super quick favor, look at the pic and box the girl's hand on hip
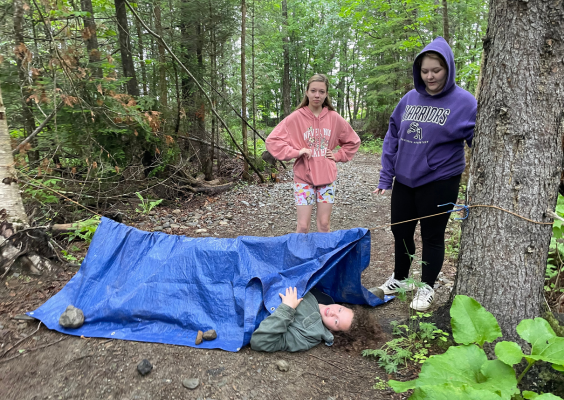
[299,148,312,159]
[325,151,336,161]
[279,287,303,309]
[373,188,386,195]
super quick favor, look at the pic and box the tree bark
[281,0,291,118]
[251,0,256,160]
[205,0,216,181]
[80,0,102,78]
[14,0,39,164]
[441,0,450,45]
[0,87,29,225]
[114,0,139,96]
[134,14,148,95]
[454,0,564,341]
[154,3,167,106]
[241,0,249,178]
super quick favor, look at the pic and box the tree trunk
[205,0,216,181]
[281,0,291,118]
[14,0,39,164]
[0,87,28,225]
[134,14,148,95]
[154,3,167,107]
[441,0,450,45]
[80,0,102,78]
[241,0,249,178]
[251,0,256,160]
[114,0,139,96]
[453,0,564,341]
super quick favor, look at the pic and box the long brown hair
[296,74,335,111]
[332,305,383,352]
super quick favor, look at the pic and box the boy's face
[319,304,353,332]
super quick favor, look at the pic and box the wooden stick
[0,322,42,358]
[0,336,66,364]
[12,102,64,155]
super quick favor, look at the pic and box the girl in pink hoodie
[265,74,360,233]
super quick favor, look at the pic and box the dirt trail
[0,153,457,400]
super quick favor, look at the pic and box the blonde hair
[419,51,448,70]
[296,74,335,111]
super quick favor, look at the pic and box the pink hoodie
[266,107,360,186]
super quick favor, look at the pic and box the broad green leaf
[414,345,518,399]
[524,393,564,400]
[410,383,504,400]
[552,364,564,372]
[389,379,416,393]
[517,318,564,365]
[495,341,524,365]
[451,295,502,346]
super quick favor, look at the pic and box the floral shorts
[294,182,336,206]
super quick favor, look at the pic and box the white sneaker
[409,285,435,311]
[379,274,417,295]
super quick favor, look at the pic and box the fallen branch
[0,336,67,364]
[125,0,265,183]
[12,101,64,155]
[178,182,236,194]
[0,322,42,358]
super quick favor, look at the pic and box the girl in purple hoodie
[374,37,477,311]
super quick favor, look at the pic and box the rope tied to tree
[367,203,554,232]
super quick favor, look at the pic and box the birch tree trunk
[0,87,28,225]
[454,0,564,341]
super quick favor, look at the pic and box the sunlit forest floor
[0,153,458,400]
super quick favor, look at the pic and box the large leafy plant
[389,295,564,399]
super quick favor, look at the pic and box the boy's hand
[279,287,303,309]
[373,188,386,195]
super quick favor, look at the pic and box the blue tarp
[30,217,389,352]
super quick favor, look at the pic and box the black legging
[390,175,461,286]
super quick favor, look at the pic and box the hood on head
[413,37,456,97]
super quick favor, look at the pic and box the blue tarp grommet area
[29,217,389,352]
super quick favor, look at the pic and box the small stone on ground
[137,359,153,376]
[202,329,217,341]
[276,360,290,372]
[195,330,203,345]
[182,378,200,389]
[58,305,84,328]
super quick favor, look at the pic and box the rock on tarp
[29,218,389,352]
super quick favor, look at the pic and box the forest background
[0,0,487,223]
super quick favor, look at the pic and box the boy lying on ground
[250,287,382,352]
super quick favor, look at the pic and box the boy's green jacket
[250,292,334,352]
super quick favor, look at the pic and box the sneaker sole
[409,303,432,312]
[381,286,417,295]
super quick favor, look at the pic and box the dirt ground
[0,153,459,400]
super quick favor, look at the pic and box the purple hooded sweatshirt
[377,37,477,190]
